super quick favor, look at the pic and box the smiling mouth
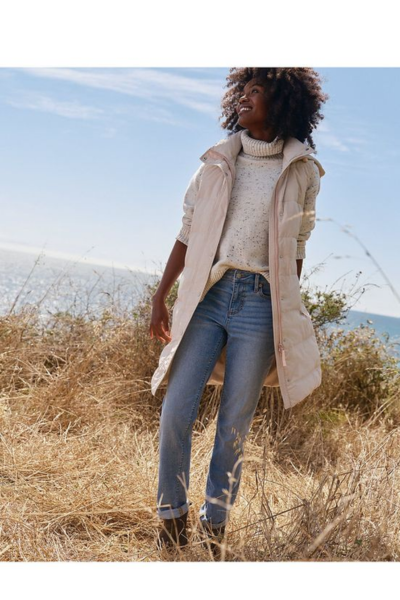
[238,106,252,115]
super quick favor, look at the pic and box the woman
[149,67,328,555]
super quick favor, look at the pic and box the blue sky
[0,67,399,317]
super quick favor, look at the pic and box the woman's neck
[245,126,277,142]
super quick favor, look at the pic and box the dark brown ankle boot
[157,511,189,550]
[199,520,226,560]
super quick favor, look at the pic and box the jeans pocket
[257,278,271,299]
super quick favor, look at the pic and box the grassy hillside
[0,275,399,562]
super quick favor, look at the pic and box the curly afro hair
[219,67,329,151]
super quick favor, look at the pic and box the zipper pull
[279,343,287,367]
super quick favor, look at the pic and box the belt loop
[254,273,259,292]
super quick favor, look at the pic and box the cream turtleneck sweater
[176,128,321,303]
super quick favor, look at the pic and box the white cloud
[316,119,351,152]
[114,103,195,126]
[6,93,104,120]
[21,67,223,115]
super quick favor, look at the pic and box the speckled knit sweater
[176,128,321,303]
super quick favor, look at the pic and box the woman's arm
[174,162,205,245]
[150,163,204,342]
[296,161,321,277]
[150,240,187,343]
[152,240,187,303]
[153,162,204,301]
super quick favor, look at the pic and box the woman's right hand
[149,295,172,343]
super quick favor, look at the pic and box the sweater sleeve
[296,161,321,260]
[175,163,205,246]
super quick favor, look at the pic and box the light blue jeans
[156,268,275,530]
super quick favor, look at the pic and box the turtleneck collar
[240,128,284,158]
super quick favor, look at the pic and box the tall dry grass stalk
[0,257,399,561]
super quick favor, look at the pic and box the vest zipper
[272,153,312,377]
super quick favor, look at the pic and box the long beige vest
[151,131,326,409]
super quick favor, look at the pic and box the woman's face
[236,79,271,129]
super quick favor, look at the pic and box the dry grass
[0,267,399,562]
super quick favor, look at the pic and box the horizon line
[0,240,163,276]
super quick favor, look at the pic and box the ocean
[325,309,400,366]
[0,248,158,318]
[1,248,399,364]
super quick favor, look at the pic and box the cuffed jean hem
[157,500,191,520]
[199,516,229,530]
[199,502,229,529]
